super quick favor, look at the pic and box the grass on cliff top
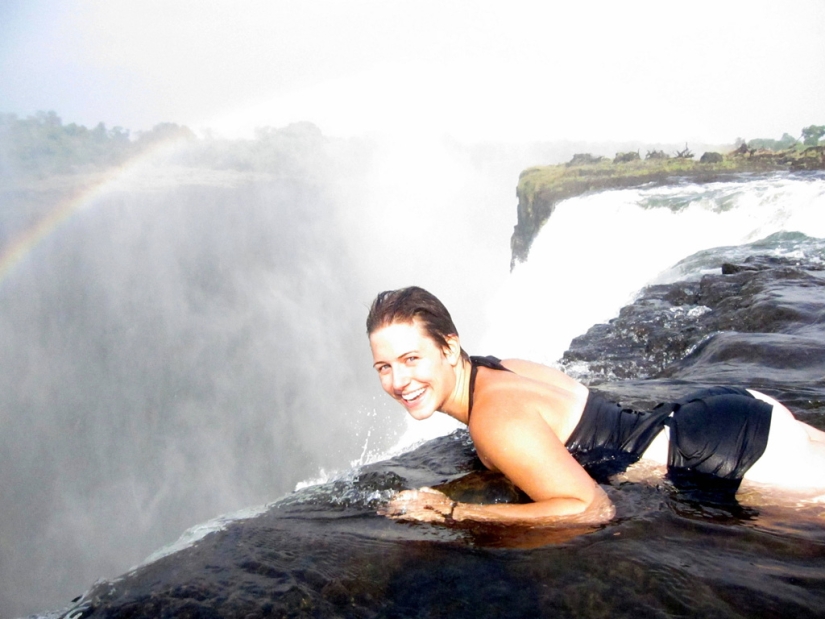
[517,156,745,205]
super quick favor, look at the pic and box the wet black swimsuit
[467,357,773,493]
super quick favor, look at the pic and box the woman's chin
[411,411,436,421]
[405,403,436,421]
[396,389,435,420]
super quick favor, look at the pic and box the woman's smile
[400,386,426,404]
[369,319,459,420]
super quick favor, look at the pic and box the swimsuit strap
[467,355,511,420]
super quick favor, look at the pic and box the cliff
[511,146,825,268]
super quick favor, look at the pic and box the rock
[54,253,825,619]
[563,255,825,394]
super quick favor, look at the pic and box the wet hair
[366,286,468,359]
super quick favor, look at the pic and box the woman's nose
[392,366,410,391]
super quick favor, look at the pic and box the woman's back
[470,358,590,446]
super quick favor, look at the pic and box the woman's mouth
[400,387,426,405]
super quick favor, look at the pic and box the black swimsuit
[467,356,773,493]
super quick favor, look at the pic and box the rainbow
[0,136,192,287]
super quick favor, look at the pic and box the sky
[1,0,823,143]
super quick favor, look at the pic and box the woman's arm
[382,394,615,526]
[381,484,614,526]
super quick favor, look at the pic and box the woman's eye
[405,356,418,364]
[376,364,390,373]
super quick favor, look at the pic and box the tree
[801,125,825,146]
[777,133,798,150]
[135,122,196,145]
[0,111,135,174]
[747,133,798,151]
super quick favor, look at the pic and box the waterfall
[482,173,825,365]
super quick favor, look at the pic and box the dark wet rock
[563,254,825,420]
[60,451,825,619]
[58,433,534,619]
[436,469,530,504]
[57,252,825,619]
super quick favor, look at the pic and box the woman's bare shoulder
[499,358,588,395]
[470,361,588,443]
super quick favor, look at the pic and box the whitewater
[486,172,825,363]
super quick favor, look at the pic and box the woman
[367,286,825,525]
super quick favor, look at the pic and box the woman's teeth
[402,387,425,402]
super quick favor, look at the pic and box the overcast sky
[1,0,823,143]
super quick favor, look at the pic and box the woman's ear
[444,335,462,366]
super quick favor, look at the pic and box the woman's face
[369,319,458,420]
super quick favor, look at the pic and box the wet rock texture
[564,255,825,418]
[59,255,825,619]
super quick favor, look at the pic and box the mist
[0,114,631,616]
[0,127,377,613]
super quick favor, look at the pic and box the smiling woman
[367,287,469,421]
[366,286,613,525]
[366,286,825,527]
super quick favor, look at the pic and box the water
[0,132,557,617]
[60,429,825,618]
[483,172,825,364]
[4,149,825,616]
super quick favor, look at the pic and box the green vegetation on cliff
[511,141,825,268]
